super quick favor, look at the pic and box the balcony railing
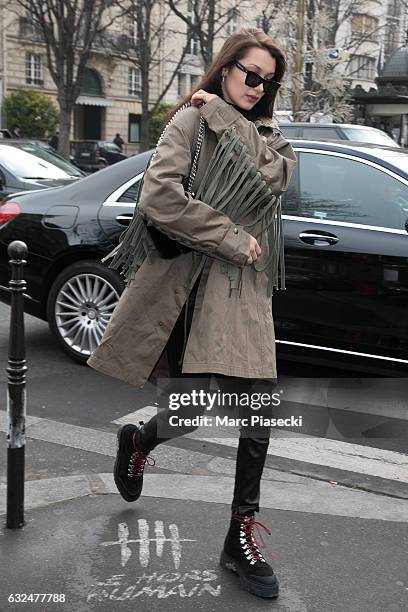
[92,32,139,55]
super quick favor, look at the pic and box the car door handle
[116,214,133,226]
[298,231,339,245]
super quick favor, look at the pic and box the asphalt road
[1,302,408,612]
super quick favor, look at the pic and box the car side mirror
[405,218,408,233]
[0,177,4,192]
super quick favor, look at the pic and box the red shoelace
[127,431,155,478]
[231,513,277,561]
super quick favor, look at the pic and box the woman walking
[88,27,297,599]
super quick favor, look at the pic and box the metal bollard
[6,240,28,529]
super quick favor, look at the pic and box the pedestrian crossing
[1,405,407,521]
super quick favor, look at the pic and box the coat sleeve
[138,115,252,268]
[200,97,297,193]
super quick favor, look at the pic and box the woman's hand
[246,236,261,265]
[191,90,219,107]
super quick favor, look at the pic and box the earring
[222,71,226,83]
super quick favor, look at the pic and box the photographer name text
[168,415,303,428]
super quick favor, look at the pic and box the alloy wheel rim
[54,273,119,356]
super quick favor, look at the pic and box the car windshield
[12,143,83,177]
[342,128,397,146]
[0,145,77,179]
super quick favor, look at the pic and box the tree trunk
[305,0,314,92]
[140,107,151,151]
[205,0,215,68]
[292,0,305,120]
[58,106,72,160]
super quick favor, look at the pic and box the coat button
[158,321,164,326]
[234,228,238,234]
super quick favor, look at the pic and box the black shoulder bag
[144,105,206,259]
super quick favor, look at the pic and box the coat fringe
[103,125,285,299]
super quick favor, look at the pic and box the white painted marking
[112,405,157,426]
[87,569,221,601]
[203,436,408,484]
[100,520,196,570]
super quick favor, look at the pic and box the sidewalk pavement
[1,443,408,612]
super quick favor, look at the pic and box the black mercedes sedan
[0,140,407,376]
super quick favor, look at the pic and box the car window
[12,143,83,177]
[282,164,300,215]
[0,144,74,179]
[298,152,408,229]
[301,127,340,139]
[103,143,120,152]
[117,179,141,203]
[279,126,298,137]
[73,142,97,154]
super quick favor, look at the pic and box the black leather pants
[140,274,276,515]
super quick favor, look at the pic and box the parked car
[278,122,399,147]
[1,140,85,180]
[0,141,407,375]
[0,129,13,138]
[0,143,84,200]
[71,140,127,172]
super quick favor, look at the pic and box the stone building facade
[0,0,407,153]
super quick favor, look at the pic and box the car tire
[46,260,124,364]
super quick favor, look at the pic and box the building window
[178,73,187,97]
[128,67,141,95]
[130,17,138,45]
[387,0,400,18]
[385,18,400,56]
[191,74,201,89]
[20,16,44,41]
[255,15,264,30]
[80,68,103,96]
[349,55,376,80]
[351,14,378,41]
[226,8,238,36]
[187,0,199,55]
[188,35,199,56]
[128,113,141,142]
[26,53,43,85]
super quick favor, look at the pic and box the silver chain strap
[151,101,205,196]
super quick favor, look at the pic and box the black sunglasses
[234,61,281,95]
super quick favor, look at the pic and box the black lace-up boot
[220,513,279,598]
[113,422,155,502]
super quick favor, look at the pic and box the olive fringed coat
[87,97,297,388]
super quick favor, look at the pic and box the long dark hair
[168,28,287,122]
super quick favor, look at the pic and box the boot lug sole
[220,550,279,599]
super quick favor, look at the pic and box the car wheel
[46,260,124,364]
